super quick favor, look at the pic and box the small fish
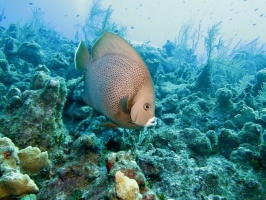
[0,8,4,22]
[75,32,156,129]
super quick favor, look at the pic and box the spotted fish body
[75,32,156,129]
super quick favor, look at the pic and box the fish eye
[143,103,150,111]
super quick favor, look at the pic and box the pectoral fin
[119,96,130,114]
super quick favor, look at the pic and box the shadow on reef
[0,16,266,200]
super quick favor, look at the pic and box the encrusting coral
[18,146,50,175]
[1,69,70,155]
[0,137,50,199]
[0,172,39,199]
[0,137,20,173]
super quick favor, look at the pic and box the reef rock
[253,68,266,94]
[237,122,262,146]
[17,41,45,66]
[0,71,70,153]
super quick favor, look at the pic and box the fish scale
[88,55,147,128]
[75,32,156,129]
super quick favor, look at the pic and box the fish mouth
[129,109,157,127]
[145,117,157,127]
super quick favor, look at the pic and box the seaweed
[172,24,200,67]
[236,75,254,96]
[198,22,266,94]
[17,8,48,42]
[76,0,127,44]
[204,21,224,63]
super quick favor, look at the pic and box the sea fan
[76,0,127,44]
[236,75,254,95]
[257,83,266,103]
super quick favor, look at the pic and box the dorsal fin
[75,41,90,70]
[92,32,145,66]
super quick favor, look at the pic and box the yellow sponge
[18,146,50,175]
[0,172,39,199]
[115,170,142,200]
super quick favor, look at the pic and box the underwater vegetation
[0,1,266,199]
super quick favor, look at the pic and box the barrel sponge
[115,170,142,200]
[18,146,50,175]
[0,172,39,199]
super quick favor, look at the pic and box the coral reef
[0,8,266,199]
[0,69,70,154]
[17,41,45,66]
